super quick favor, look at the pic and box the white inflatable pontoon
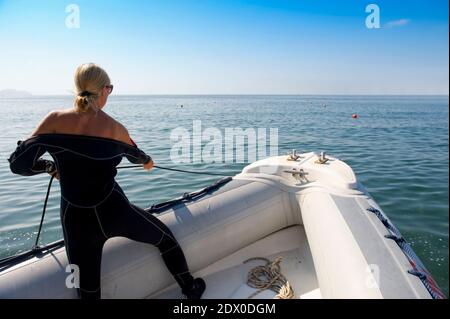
[0,151,445,299]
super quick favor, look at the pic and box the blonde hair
[74,63,111,112]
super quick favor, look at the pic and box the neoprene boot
[182,278,206,299]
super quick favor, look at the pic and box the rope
[31,164,227,253]
[118,164,228,176]
[366,206,447,299]
[244,257,295,299]
[1,164,230,270]
[32,174,55,250]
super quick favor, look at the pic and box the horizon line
[1,93,449,97]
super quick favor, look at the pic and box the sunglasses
[105,84,114,94]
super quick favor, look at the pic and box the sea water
[0,95,448,295]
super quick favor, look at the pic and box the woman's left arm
[116,123,154,170]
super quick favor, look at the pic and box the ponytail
[73,63,110,113]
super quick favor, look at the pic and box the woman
[8,63,206,299]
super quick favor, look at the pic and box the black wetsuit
[8,133,194,299]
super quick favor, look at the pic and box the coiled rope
[244,256,295,299]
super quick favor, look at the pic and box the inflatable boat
[0,151,446,299]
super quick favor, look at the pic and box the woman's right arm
[8,137,54,176]
[9,111,60,176]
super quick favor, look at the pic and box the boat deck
[148,225,321,299]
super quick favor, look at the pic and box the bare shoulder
[109,117,133,146]
[30,109,65,136]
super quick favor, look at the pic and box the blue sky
[0,0,448,95]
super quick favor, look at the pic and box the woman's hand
[45,161,60,180]
[143,159,154,171]
[49,170,60,180]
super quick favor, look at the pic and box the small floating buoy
[352,114,358,119]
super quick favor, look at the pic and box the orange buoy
[352,114,358,119]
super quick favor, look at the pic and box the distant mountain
[0,89,33,98]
